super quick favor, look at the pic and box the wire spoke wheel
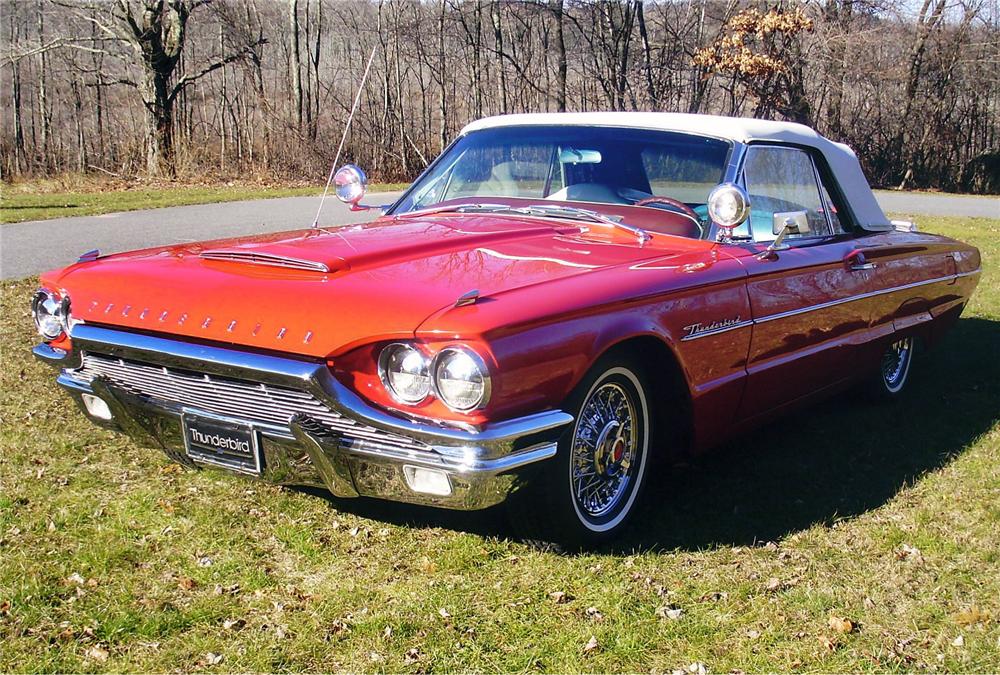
[881,337,913,393]
[569,372,646,529]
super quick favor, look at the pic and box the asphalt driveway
[2,189,996,280]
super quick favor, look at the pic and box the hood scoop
[200,248,332,273]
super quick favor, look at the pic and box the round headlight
[434,347,491,412]
[378,343,432,404]
[707,183,751,230]
[31,288,68,340]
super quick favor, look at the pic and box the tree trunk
[438,0,448,152]
[142,69,175,176]
[551,0,567,112]
[289,0,303,129]
[636,0,657,108]
[36,0,51,167]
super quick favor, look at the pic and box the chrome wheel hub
[571,383,637,519]
[882,337,912,389]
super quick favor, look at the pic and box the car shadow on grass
[299,317,1000,554]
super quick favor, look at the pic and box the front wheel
[507,359,652,549]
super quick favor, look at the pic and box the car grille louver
[71,353,433,456]
[200,249,331,273]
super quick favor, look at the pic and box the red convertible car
[32,113,980,547]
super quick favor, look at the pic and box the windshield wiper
[397,203,652,245]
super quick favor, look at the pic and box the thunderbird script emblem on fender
[682,316,744,340]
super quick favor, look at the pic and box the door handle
[846,250,876,272]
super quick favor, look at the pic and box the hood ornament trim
[200,249,331,273]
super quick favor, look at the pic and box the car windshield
[389,125,731,237]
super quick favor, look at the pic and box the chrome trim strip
[676,269,980,340]
[33,343,72,364]
[753,273,960,325]
[200,249,331,273]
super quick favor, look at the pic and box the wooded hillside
[3,0,998,193]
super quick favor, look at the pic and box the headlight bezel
[376,342,493,413]
[377,342,433,405]
[31,288,70,340]
[432,346,492,412]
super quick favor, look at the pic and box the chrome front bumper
[34,325,573,510]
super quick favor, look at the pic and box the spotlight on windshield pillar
[334,164,368,208]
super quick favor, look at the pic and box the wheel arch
[587,332,694,459]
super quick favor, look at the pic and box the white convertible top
[461,112,891,232]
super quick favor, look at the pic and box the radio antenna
[312,43,378,229]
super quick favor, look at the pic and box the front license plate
[182,414,262,475]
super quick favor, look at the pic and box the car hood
[46,214,713,358]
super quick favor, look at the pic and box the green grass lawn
[1,215,998,672]
[0,183,409,224]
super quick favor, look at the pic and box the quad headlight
[31,288,69,340]
[378,343,432,404]
[433,347,491,412]
[377,343,491,412]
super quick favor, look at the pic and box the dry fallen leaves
[200,652,223,666]
[896,543,924,563]
[222,618,245,631]
[403,647,421,664]
[955,606,991,626]
[656,605,684,620]
[583,635,600,654]
[765,577,788,593]
[952,635,965,647]
[585,606,604,621]
[548,591,571,604]
[177,577,197,591]
[85,646,109,663]
[828,615,856,634]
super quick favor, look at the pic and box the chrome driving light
[434,347,491,412]
[378,343,432,404]
[31,288,68,339]
[707,183,751,231]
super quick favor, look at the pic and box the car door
[735,144,875,422]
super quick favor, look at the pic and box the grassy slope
[1,215,997,672]
[0,183,408,224]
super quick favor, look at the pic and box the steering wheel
[633,196,700,221]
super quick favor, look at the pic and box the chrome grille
[72,352,432,454]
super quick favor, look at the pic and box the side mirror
[758,211,808,260]
[771,210,809,236]
[334,164,369,210]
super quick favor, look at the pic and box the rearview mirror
[559,148,602,165]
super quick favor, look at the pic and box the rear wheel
[865,336,915,399]
[507,359,652,549]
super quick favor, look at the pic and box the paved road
[873,190,999,218]
[1,192,404,280]
[2,189,996,280]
